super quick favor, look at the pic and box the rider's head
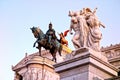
[49,22,53,30]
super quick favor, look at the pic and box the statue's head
[30,27,40,38]
[85,8,92,13]
[49,22,53,30]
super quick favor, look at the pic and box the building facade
[12,44,120,80]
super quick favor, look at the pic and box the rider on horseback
[46,22,57,48]
[31,25,62,62]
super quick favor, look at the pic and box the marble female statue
[69,10,89,49]
[85,8,105,51]
[69,11,81,49]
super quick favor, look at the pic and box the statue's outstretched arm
[100,22,105,28]
[93,7,98,14]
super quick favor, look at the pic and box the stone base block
[54,47,119,80]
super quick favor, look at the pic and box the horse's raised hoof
[36,47,39,49]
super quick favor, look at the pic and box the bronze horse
[30,27,62,62]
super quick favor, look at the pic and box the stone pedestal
[54,47,119,80]
[12,56,59,80]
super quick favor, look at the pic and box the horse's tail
[55,40,62,56]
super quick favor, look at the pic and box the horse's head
[30,27,40,38]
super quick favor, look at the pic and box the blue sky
[0,0,120,80]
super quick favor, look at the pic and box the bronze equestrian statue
[30,26,62,62]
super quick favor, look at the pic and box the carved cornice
[100,43,120,63]
[108,56,120,63]
[101,43,120,52]
[12,51,55,71]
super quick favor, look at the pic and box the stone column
[54,47,119,80]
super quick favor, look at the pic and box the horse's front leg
[33,39,39,47]
[33,42,36,47]
[33,40,38,47]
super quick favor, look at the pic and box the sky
[0,0,120,80]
